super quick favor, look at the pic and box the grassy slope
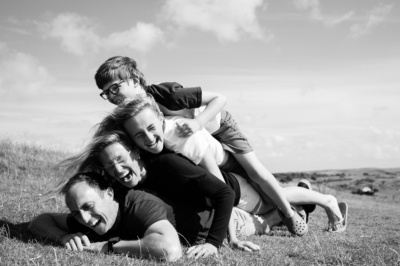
[1,138,400,265]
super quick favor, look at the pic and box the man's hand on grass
[186,243,218,259]
[82,241,108,253]
[61,233,90,251]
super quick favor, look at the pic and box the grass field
[1,137,400,265]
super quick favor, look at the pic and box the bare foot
[323,195,343,231]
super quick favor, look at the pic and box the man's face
[101,79,144,106]
[99,143,146,188]
[123,108,164,154]
[65,182,118,235]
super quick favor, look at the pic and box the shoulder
[145,82,202,110]
[124,189,165,207]
[145,82,184,93]
[148,151,190,166]
[122,189,175,228]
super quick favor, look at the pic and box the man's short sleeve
[122,191,174,238]
[145,82,202,110]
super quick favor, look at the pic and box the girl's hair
[93,94,163,139]
[51,130,135,195]
[49,94,161,197]
[94,56,147,90]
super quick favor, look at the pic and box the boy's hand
[176,119,201,138]
[230,239,260,252]
[61,232,90,251]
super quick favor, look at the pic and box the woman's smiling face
[99,142,145,188]
[123,107,165,154]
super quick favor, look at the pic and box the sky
[0,0,399,172]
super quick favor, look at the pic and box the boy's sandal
[278,206,308,236]
[328,202,348,233]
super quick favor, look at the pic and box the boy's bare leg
[233,152,295,218]
[282,186,344,227]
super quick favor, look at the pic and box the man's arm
[83,220,182,262]
[28,213,91,250]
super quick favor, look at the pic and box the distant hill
[275,168,400,199]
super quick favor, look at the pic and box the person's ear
[106,187,114,200]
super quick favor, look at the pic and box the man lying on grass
[29,172,222,261]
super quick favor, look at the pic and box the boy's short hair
[61,172,110,195]
[95,56,147,90]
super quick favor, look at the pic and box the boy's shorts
[234,173,275,215]
[212,110,253,154]
[232,207,278,237]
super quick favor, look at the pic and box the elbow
[28,213,48,233]
[146,234,182,261]
[163,244,182,262]
[219,94,228,106]
[162,237,182,262]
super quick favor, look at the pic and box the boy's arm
[83,220,182,262]
[228,211,260,252]
[28,213,91,250]
[177,91,226,137]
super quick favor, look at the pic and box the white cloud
[161,0,271,42]
[324,11,354,28]
[293,0,322,19]
[292,0,353,27]
[37,13,164,56]
[106,22,164,52]
[349,4,393,39]
[0,43,53,98]
[38,12,101,56]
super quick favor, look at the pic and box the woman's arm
[152,154,235,249]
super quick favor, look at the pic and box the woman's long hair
[49,130,135,196]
